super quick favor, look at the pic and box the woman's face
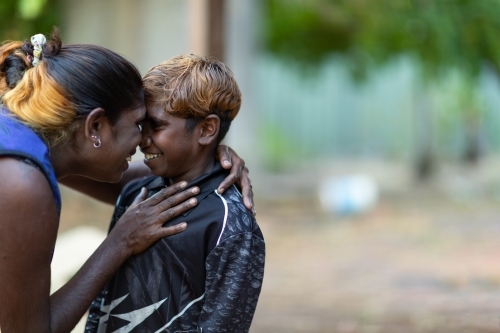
[98,103,146,182]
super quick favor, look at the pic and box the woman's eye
[137,122,143,132]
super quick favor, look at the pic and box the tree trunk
[413,83,435,180]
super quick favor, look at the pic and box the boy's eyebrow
[147,114,166,123]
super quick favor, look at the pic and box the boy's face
[140,102,202,181]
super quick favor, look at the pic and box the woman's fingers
[216,145,233,169]
[147,181,188,204]
[218,173,238,195]
[217,147,245,194]
[157,197,198,223]
[214,146,255,214]
[160,222,188,237]
[145,183,199,224]
[152,186,199,212]
[114,185,198,255]
[238,167,256,214]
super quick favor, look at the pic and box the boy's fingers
[160,222,188,237]
[157,198,198,222]
[131,187,148,206]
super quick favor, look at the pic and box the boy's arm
[198,233,265,333]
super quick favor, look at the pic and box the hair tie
[30,33,46,66]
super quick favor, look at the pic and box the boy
[85,55,265,333]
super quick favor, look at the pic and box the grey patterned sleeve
[198,232,265,333]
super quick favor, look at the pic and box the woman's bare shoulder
[0,156,58,228]
[0,157,59,332]
[0,156,53,204]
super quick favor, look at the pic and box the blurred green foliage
[259,122,306,171]
[0,0,60,42]
[264,0,500,81]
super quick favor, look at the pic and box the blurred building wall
[61,0,262,169]
[257,55,500,167]
[62,0,188,74]
[60,0,500,171]
[224,0,260,170]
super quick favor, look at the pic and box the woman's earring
[92,135,101,148]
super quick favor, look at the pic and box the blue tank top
[0,106,61,214]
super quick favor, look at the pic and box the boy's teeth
[126,156,132,162]
[145,153,162,160]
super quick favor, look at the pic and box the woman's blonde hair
[0,28,144,147]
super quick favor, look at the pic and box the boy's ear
[198,114,220,146]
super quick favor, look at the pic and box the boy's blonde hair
[143,54,241,143]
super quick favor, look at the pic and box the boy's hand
[215,145,256,216]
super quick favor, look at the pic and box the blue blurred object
[319,175,379,215]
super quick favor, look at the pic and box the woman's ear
[198,114,220,146]
[84,107,106,146]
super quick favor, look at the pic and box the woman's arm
[0,158,198,333]
[58,161,152,205]
[0,159,57,332]
[59,146,255,212]
[215,145,254,212]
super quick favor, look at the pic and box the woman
[0,29,253,333]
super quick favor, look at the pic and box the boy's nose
[140,127,152,148]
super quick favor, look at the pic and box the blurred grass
[59,186,114,233]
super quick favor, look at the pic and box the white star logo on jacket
[97,295,167,333]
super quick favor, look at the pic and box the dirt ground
[58,159,500,333]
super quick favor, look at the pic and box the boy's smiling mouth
[144,153,163,160]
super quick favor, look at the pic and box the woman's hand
[49,181,200,333]
[215,145,255,215]
[110,181,199,256]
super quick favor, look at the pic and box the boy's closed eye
[144,118,164,130]
[151,120,162,129]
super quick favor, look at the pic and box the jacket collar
[146,161,228,216]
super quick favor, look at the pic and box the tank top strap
[0,106,61,214]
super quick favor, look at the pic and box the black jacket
[85,163,265,333]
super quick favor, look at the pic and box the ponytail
[0,27,143,147]
[0,29,76,146]
[0,41,30,93]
